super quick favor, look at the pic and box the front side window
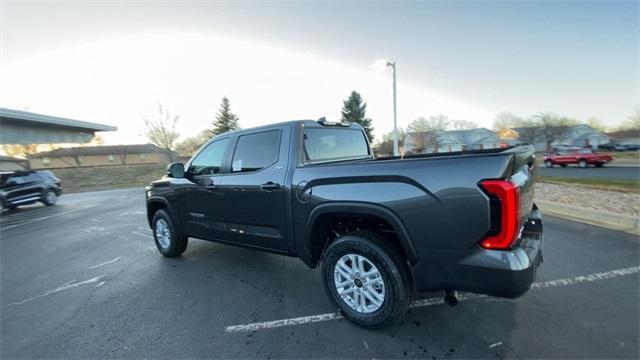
[303,128,370,163]
[231,130,280,173]
[188,138,230,176]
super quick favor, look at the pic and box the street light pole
[387,61,399,156]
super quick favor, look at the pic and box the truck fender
[146,197,181,232]
[306,202,419,265]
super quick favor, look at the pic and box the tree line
[374,108,640,155]
[145,91,378,157]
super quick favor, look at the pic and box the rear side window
[231,130,280,173]
[189,138,229,175]
[303,128,370,163]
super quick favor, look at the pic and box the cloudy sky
[1,0,637,144]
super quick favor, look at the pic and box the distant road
[538,164,639,181]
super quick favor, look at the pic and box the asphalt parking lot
[538,164,640,180]
[1,188,638,359]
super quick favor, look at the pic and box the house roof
[0,108,117,132]
[29,144,167,158]
[0,107,117,145]
[606,129,640,139]
[572,132,610,142]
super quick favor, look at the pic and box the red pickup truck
[544,147,613,168]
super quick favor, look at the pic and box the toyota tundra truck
[145,119,543,328]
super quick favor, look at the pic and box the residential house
[512,124,610,152]
[29,144,174,169]
[448,128,501,150]
[403,130,464,154]
[0,155,29,171]
[606,129,640,145]
[403,128,501,154]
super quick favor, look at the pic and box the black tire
[579,159,588,168]
[545,160,553,168]
[152,209,188,257]
[41,189,58,206]
[321,231,411,329]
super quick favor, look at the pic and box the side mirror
[166,162,185,178]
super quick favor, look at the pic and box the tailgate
[503,145,536,223]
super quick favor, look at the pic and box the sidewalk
[535,182,640,235]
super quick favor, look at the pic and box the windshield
[303,128,370,163]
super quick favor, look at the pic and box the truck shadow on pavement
[143,239,520,359]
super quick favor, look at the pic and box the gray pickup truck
[146,119,543,328]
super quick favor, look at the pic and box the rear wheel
[579,159,588,168]
[545,160,553,168]
[321,231,410,329]
[152,209,188,257]
[42,190,58,206]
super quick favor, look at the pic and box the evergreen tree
[211,96,240,136]
[341,91,374,141]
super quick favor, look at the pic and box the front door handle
[260,182,280,191]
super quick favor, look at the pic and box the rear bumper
[411,206,543,298]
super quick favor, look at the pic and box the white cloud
[0,32,496,144]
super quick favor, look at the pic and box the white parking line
[131,230,153,239]
[89,257,122,269]
[1,275,106,308]
[224,265,640,334]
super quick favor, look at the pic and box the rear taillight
[479,180,520,250]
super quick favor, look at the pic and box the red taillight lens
[479,180,520,250]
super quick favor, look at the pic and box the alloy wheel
[155,218,171,249]
[334,253,385,313]
[46,191,57,204]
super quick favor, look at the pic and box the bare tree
[450,119,478,130]
[586,117,608,132]
[372,128,406,157]
[176,130,212,157]
[535,113,570,152]
[620,107,640,130]
[513,117,540,145]
[115,145,129,165]
[406,115,450,153]
[144,103,180,161]
[493,112,521,132]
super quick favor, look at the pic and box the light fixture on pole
[372,59,399,156]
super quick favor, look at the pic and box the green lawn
[539,176,640,193]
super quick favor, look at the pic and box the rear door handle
[260,182,280,191]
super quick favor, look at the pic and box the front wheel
[579,160,588,168]
[545,160,553,168]
[152,209,188,257]
[42,190,58,206]
[321,232,410,329]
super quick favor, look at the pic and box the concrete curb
[536,200,640,236]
